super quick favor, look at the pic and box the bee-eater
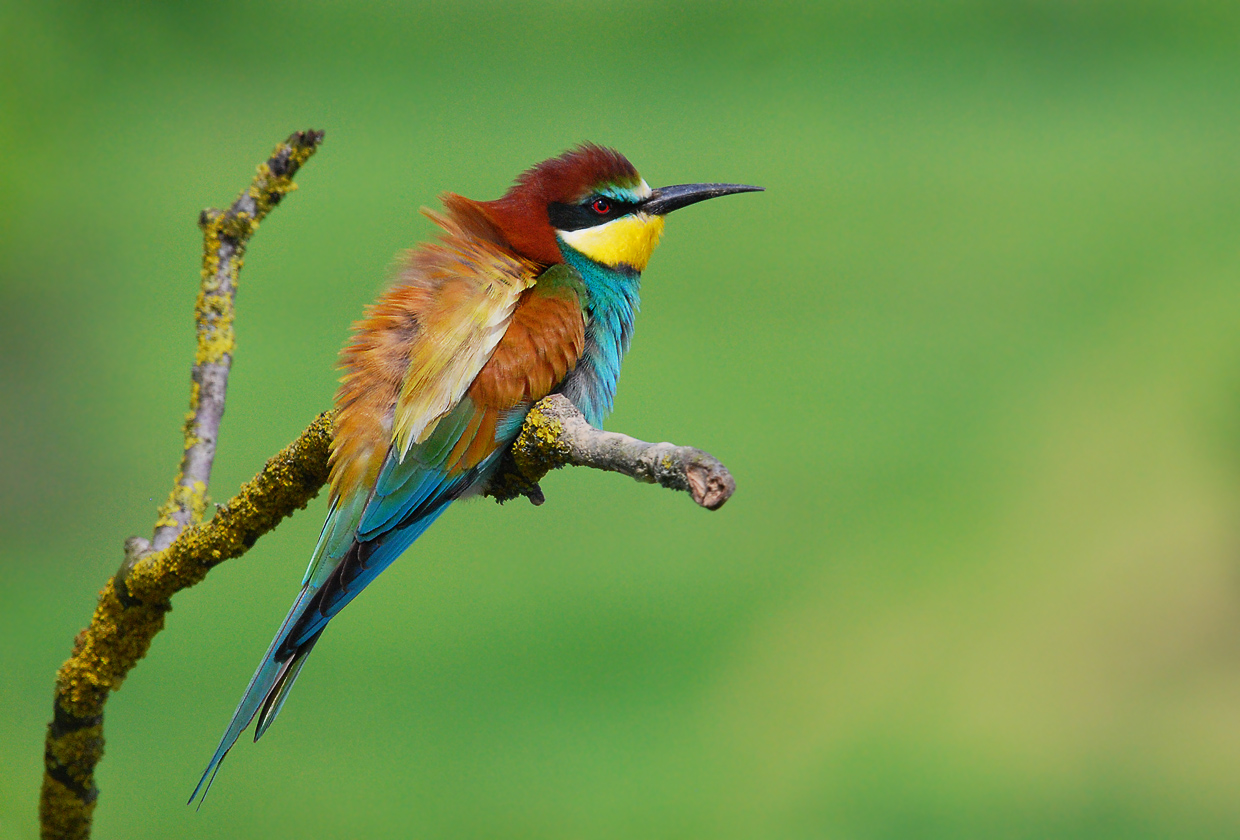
[191,144,760,802]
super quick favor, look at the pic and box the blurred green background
[4,1,1240,837]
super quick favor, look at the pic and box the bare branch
[39,130,324,840]
[150,129,325,552]
[485,394,736,510]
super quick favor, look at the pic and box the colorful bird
[191,144,760,802]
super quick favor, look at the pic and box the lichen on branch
[150,129,325,552]
[40,129,326,840]
[485,394,736,510]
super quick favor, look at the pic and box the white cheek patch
[598,179,653,203]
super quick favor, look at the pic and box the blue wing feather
[188,584,317,805]
[359,469,449,541]
[191,251,591,803]
[190,397,518,805]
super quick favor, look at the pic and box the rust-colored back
[332,181,591,494]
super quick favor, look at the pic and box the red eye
[591,198,611,215]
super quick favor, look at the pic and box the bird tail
[255,629,322,740]
[188,588,318,807]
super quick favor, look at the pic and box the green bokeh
[4,1,1240,837]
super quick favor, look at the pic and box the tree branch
[149,129,325,551]
[39,129,325,840]
[38,130,734,840]
[484,394,735,510]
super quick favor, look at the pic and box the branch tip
[484,394,735,511]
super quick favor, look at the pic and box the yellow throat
[556,213,666,272]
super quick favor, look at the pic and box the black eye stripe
[548,196,640,231]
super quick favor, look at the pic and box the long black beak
[641,182,763,216]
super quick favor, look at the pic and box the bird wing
[328,201,539,504]
[192,209,586,804]
[290,259,587,641]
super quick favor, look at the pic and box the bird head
[471,144,761,272]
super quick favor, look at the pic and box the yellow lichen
[512,404,566,476]
[484,399,575,503]
[39,775,96,840]
[127,412,333,604]
[46,725,104,781]
[152,488,182,530]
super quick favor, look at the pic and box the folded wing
[191,200,563,804]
